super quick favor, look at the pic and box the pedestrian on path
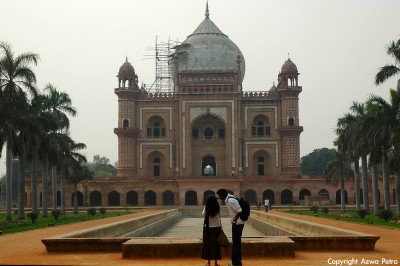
[264,198,270,212]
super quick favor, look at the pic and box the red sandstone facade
[99,7,355,207]
[23,5,383,209]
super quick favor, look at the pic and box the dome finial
[205,1,209,18]
[125,56,128,62]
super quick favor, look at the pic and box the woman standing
[201,195,222,266]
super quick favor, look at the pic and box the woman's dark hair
[205,195,220,217]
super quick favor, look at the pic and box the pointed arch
[90,191,102,206]
[281,189,293,204]
[263,189,275,205]
[252,149,270,176]
[299,188,311,200]
[108,191,120,206]
[162,190,175,205]
[147,150,166,176]
[244,189,257,205]
[145,190,156,205]
[146,115,166,138]
[185,190,197,205]
[126,190,138,206]
[252,114,271,137]
[71,191,83,206]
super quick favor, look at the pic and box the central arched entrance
[202,155,216,176]
[190,113,226,176]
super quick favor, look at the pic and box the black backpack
[229,196,251,221]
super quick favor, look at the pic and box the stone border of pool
[41,209,379,258]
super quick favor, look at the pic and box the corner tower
[277,58,303,176]
[114,58,140,177]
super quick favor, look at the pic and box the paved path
[0,209,399,265]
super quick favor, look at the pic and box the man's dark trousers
[231,223,244,266]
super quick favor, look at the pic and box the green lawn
[0,209,137,235]
[283,209,400,229]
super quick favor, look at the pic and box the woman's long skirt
[201,226,222,260]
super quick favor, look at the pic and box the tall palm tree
[42,83,76,214]
[368,149,382,215]
[15,101,43,219]
[346,102,371,212]
[43,83,76,128]
[27,94,55,214]
[59,138,86,215]
[366,89,400,211]
[64,141,90,214]
[390,141,400,216]
[0,42,39,221]
[336,103,371,211]
[324,150,354,212]
[375,38,400,91]
[70,164,93,214]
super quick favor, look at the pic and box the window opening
[218,128,225,139]
[257,156,265,175]
[204,127,213,140]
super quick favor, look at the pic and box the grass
[0,209,136,235]
[285,209,400,229]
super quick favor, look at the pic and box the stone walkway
[0,209,399,265]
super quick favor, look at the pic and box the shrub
[51,210,61,220]
[379,209,393,222]
[26,212,38,224]
[87,208,97,216]
[310,205,318,214]
[99,207,107,215]
[357,209,368,219]
[322,207,329,214]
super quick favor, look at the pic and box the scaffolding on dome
[143,36,180,93]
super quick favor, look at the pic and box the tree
[324,150,354,212]
[0,42,39,221]
[366,89,400,212]
[93,155,110,165]
[375,38,400,91]
[60,139,87,215]
[300,148,335,175]
[69,163,93,214]
[87,155,117,177]
[336,102,370,212]
[39,84,77,215]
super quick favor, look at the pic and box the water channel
[159,217,262,237]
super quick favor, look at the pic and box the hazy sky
[1,0,399,176]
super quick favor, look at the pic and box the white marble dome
[174,5,245,81]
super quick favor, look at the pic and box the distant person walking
[201,195,222,266]
[264,198,270,212]
[216,189,244,266]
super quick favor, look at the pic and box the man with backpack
[216,189,245,266]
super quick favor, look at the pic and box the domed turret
[173,3,245,81]
[278,57,300,89]
[269,82,277,92]
[281,58,298,74]
[118,58,137,89]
